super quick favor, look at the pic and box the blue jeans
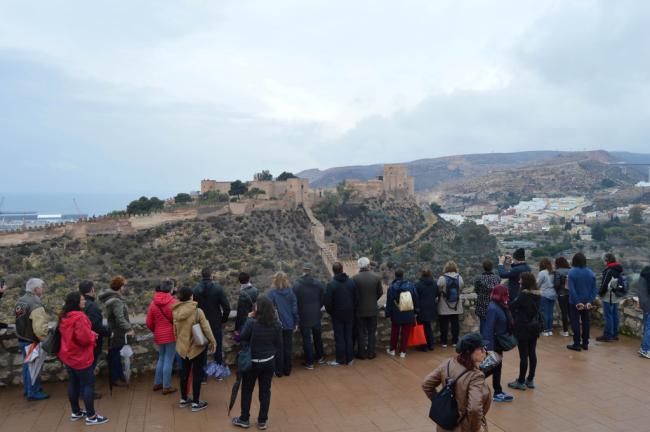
[154,342,176,388]
[66,365,95,417]
[541,297,556,332]
[300,324,324,365]
[569,306,590,347]
[19,341,41,398]
[603,302,620,339]
[332,320,354,364]
[642,312,650,352]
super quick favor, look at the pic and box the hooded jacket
[415,276,438,322]
[482,301,509,351]
[422,357,491,432]
[146,291,178,345]
[353,269,384,318]
[172,300,216,359]
[638,266,650,314]
[292,274,326,327]
[386,278,419,325]
[99,289,131,349]
[437,273,466,316]
[268,287,299,330]
[510,289,542,341]
[58,311,97,370]
[192,279,231,333]
[599,262,624,304]
[324,273,356,323]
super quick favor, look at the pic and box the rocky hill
[433,151,639,211]
[319,198,498,284]
[299,151,648,210]
[0,209,326,322]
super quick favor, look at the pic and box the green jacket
[99,290,132,349]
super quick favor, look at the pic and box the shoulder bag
[192,309,208,347]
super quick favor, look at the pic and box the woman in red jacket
[58,291,108,426]
[146,279,178,394]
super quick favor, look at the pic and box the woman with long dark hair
[422,333,492,431]
[481,284,514,403]
[58,292,108,425]
[232,295,282,430]
[554,257,571,337]
[508,273,541,391]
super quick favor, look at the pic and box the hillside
[298,151,563,190]
[433,151,639,211]
[0,209,326,321]
[319,198,498,284]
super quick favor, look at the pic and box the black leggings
[492,350,503,394]
[517,338,538,383]
[558,295,570,333]
[180,349,207,402]
[439,315,460,345]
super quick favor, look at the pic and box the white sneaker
[441,344,448,348]
[399,352,406,358]
[561,332,570,337]
[640,350,650,359]
[386,349,396,356]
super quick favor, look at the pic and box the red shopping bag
[407,324,427,347]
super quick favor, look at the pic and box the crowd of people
[423,248,650,431]
[6,247,650,430]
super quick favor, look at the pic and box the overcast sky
[1,0,649,194]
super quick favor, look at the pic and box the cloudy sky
[1,0,649,195]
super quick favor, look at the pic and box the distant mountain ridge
[298,150,650,192]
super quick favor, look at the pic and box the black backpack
[429,360,470,430]
[553,272,567,293]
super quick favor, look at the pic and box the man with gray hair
[14,277,50,400]
[352,257,383,359]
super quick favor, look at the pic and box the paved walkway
[0,333,648,432]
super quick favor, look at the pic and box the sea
[0,192,176,217]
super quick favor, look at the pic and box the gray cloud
[1,0,649,194]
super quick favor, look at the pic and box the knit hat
[455,333,489,354]
[513,248,525,261]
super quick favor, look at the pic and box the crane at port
[73,198,83,218]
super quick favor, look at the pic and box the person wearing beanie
[99,275,134,387]
[422,333,492,431]
[352,257,383,359]
[498,248,531,301]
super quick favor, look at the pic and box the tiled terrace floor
[1,332,648,432]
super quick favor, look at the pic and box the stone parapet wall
[0,295,480,387]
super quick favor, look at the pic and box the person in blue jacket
[268,271,299,377]
[385,269,419,358]
[481,284,514,403]
[498,248,531,301]
[566,252,597,352]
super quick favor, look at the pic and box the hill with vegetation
[0,209,325,322]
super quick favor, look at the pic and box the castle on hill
[201,164,415,206]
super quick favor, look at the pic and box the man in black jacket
[292,262,326,369]
[79,280,109,399]
[325,262,356,366]
[193,267,231,366]
[352,257,383,359]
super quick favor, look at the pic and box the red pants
[389,322,414,353]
